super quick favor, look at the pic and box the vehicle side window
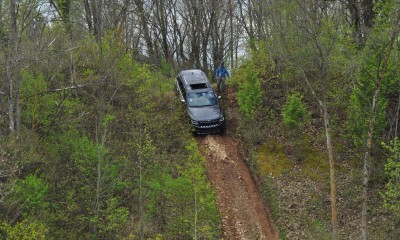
[176,76,186,101]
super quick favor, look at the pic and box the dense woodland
[1,0,400,239]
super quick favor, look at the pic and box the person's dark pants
[217,76,226,93]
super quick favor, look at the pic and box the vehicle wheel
[218,126,225,135]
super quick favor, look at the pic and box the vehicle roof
[179,69,212,90]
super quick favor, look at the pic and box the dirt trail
[197,134,279,239]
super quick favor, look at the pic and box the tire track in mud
[197,134,278,240]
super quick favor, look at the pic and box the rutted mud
[197,134,279,240]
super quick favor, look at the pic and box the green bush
[281,92,310,127]
[14,175,49,215]
[143,140,220,239]
[236,61,263,118]
[1,219,49,240]
[382,138,400,218]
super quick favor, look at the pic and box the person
[215,62,230,93]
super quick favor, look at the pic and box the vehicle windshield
[187,91,217,107]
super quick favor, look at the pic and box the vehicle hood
[188,105,222,121]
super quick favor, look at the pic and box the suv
[175,69,225,134]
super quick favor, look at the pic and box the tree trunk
[362,0,375,28]
[211,3,220,71]
[50,0,72,38]
[134,0,154,59]
[238,0,255,50]
[346,0,363,46]
[201,9,213,72]
[156,1,170,62]
[15,71,21,132]
[94,1,104,235]
[95,113,106,236]
[229,0,234,68]
[7,0,17,133]
[171,3,187,67]
[0,0,3,35]
[304,72,339,240]
[322,102,338,239]
[395,91,400,142]
[95,0,102,46]
[361,93,376,240]
[84,0,93,34]
[188,0,201,69]
[361,5,400,239]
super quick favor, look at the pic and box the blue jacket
[216,66,230,78]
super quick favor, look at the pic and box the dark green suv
[175,69,225,134]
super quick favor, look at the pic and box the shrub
[382,138,400,218]
[14,175,49,215]
[281,92,310,127]
[236,61,263,118]
[1,219,48,240]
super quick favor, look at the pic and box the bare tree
[82,0,104,41]
[361,4,400,239]
[343,0,376,46]
[237,0,253,41]
[50,0,73,38]
[169,0,187,67]
[154,0,171,62]
[361,0,375,29]
[211,0,230,71]
[200,0,215,73]
[134,0,155,60]
[7,0,18,132]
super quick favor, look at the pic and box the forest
[0,0,400,239]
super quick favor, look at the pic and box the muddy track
[197,134,279,239]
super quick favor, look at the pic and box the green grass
[258,140,291,177]
[257,137,328,182]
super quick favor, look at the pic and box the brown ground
[197,133,279,240]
